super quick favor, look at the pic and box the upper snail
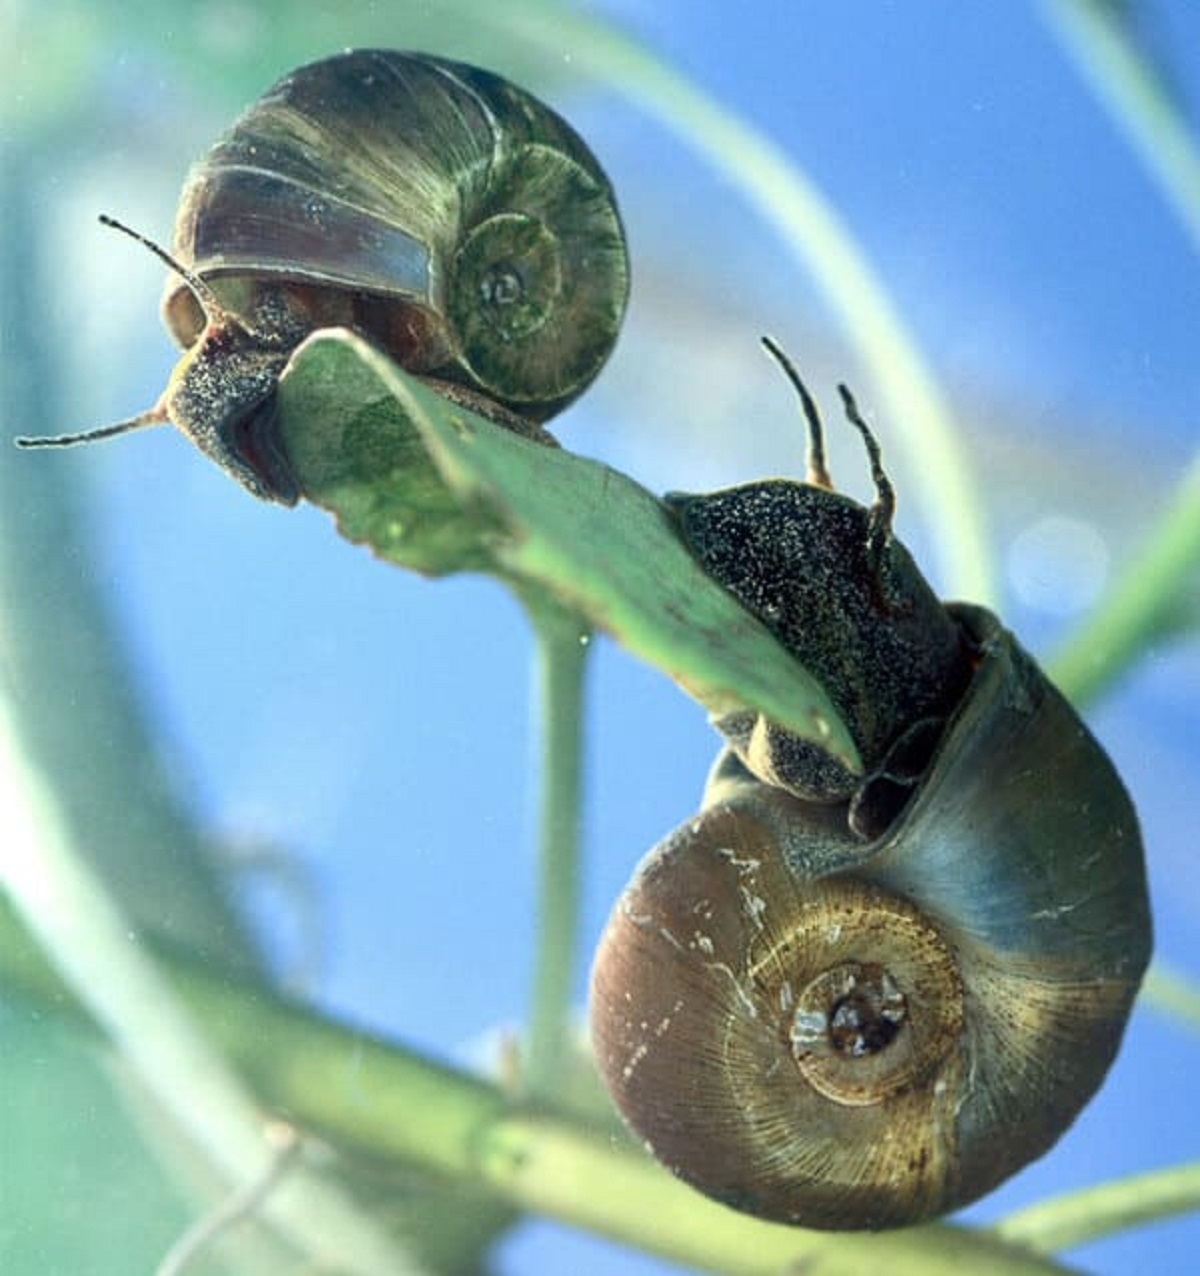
[18,51,629,503]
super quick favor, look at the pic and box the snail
[589,344,1151,1230]
[18,50,629,504]
[664,346,976,836]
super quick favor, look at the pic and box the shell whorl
[164,50,628,419]
[589,606,1151,1229]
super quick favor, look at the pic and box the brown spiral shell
[591,600,1150,1226]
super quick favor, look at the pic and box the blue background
[11,3,1199,1273]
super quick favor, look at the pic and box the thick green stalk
[995,1161,1200,1254]
[521,591,591,1099]
[0,895,1075,1276]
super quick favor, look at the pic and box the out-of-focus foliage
[1,3,1197,1275]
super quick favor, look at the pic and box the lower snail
[589,342,1151,1230]
[18,50,629,504]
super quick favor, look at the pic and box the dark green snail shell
[164,49,629,421]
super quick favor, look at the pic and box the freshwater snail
[18,50,629,503]
[665,346,975,834]
[589,345,1151,1229]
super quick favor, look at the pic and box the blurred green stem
[0,142,260,970]
[488,3,994,604]
[1043,0,1200,257]
[1034,4,1200,1038]
[1,893,1075,1276]
[995,1160,1200,1253]
[0,694,422,1275]
[1048,448,1200,1034]
[1049,447,1200,705]
[522,591,591,1099]
[1140,960,1200,1034]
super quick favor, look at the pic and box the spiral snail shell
[589,354,1151,1230]
[19,51,629,503]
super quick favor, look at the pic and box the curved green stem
[1048,447,1200,706]
[0,692,423,1276]
[1140,961,1200,1035]
[1045,448,1200,1036]
[994,1161,1200,1254]
[488,4,994,604]
[0,895,1071,1276]
[155,1126,302,1276]
[0,143,261,973]
[521,590,591,1099]
[1042,0,1200,258]
[1030,7,1200,1040]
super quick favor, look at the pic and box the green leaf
[276,329,861,774]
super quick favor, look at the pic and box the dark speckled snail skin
[589,350,1152,1231]
[18,50,629,504]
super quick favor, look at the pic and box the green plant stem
[994,1161,1200,1254]
[1027,2,1200,1034]
[0,694,423,1276]
[0,143,261,972]
[155,1127,302,1276]
[486,4,993,605]
[1045,447,1200,1034]
[1141,961,1200,1034]
[1048,447,1200,705]
[0,897,1074,1276]
[521,590,591,1099]
[1042,0,1200,258]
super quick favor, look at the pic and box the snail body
[590,359,1151,1230]
[20,51,629,503]
[665,478,971,827]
